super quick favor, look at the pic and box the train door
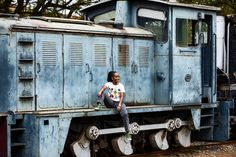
[171,8,202,105]
[201,15,216,103]
[35,34,63,110]
[89,37,112,107]
[64,35,90,108]
[133,39,154,104]
[113,38,135,105]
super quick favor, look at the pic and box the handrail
[30,16,93,25]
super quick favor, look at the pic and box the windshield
[137,8,168,43]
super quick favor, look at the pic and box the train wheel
[149,129,169,150]
[175,126,191,147]
[111,135,133,155]
[70,132,91,157]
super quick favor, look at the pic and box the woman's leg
[119,103,130,132]
[103,95,116,108]
[96,93,106,105]
[98,95,130,132]
[97,93,115,108]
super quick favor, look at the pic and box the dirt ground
[167,143,236,157]
[129,141,236,157]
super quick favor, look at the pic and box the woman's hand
[117,105,121,112]
[97,91,102,97]
[97,85,107,97]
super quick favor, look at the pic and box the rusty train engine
[0,0,234,157]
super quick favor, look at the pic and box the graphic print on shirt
[109,87,114,98]
[105,82,125,102]
[109,87,119,99]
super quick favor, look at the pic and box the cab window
[94,10,116,23]
[176,18,199,47]
[137,8,168,43]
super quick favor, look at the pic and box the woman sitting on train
[95,71,132,141]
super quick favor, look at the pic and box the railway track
[122,140,236,157]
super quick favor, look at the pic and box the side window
[176,18,199,47]
[201,22,208,45]
[93,10,116,23]
[137,8,168,43]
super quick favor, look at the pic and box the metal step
[199,126,213,130]
[10,117,26,157]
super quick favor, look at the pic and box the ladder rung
[11,143,25,147]
[11,128,26,131]
[15,114,24,120]
[201,114,214,118]
[199,126,213,129]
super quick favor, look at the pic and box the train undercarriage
[59,102,231,157]
[0,101,232,157]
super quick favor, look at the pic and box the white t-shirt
[105,82,125,102]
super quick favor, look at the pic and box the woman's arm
[97,84,107,97]
[117,92,124,112]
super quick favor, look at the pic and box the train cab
[82,0,219,106]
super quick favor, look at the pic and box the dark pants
[97,93,130,132]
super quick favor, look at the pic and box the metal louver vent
[69,43,83,66]
[139,46,149,67]
[94,44,106,66]
[42,41,57,66]
[118,45,129,67]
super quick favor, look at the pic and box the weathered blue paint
[0,35,11,111]
[89,37,113,107]
[64,35,90,108]
[24,115,39,157]
[213,101,232,141]
[115,0,131,26]
[191,108,201,130]
[23,114,71,157]
[171,8,202,105]
[133,39,154,104]
[0,35,16,112]
[0,0,229,156]
[17,32,35,111]
[35,33,63,110]
[113,38,135,104]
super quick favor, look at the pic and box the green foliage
[0,0,92,18]
[178,0,236,15]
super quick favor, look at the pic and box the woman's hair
[107,71,117,82]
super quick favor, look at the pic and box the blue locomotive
[0,0,233,157]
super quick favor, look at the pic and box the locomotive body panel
[0,34,17,112]
[64,35,90,109]
[35,33,63,110]
[171,8,202,105]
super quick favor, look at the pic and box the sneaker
[124,132,132,142]
[94,103,103,111]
